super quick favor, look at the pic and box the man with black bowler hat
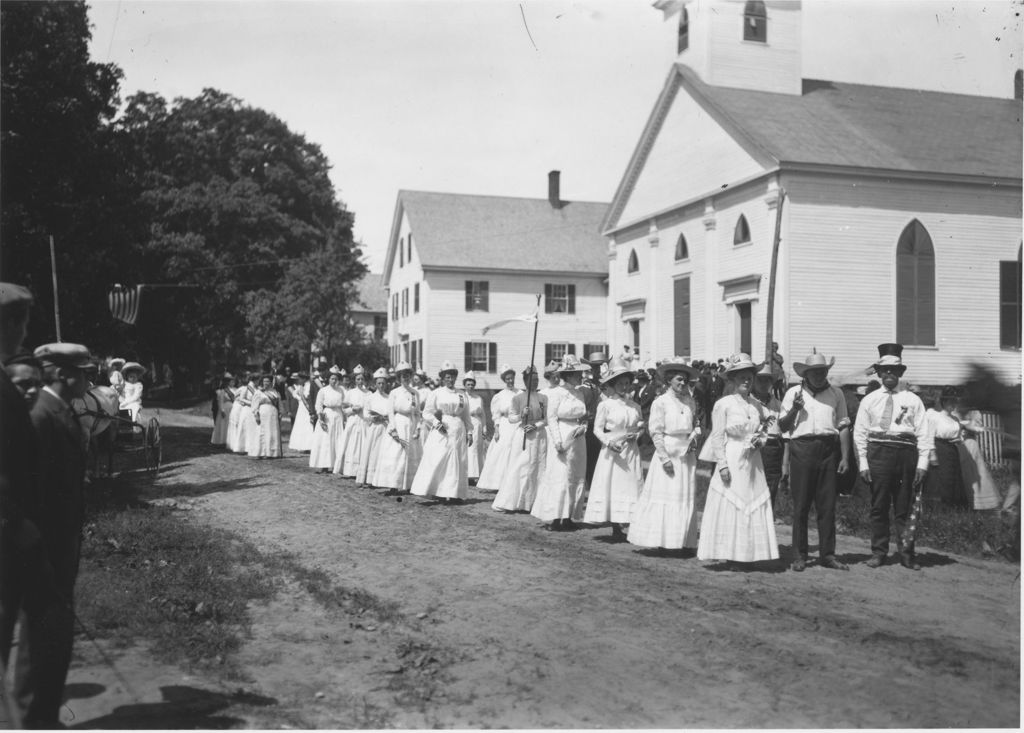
[853,343,932,570]
[778,349,851,572]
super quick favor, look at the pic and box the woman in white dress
[539,360,561,398]
[583,357,645,538]
[696,354,780,564]
[107,358,126,400]
[210,374,235,446]
[493,367,548,513]
[119,362,146,423]
[335,365,369,477]
[309,370,346,473]
[372,362,423,495]
[531,355,590,530]
[628,358,702,551]
[463,372,487,483]
[288,372,314,452]
[411,361,474,503]
[476,365,520,490]
[357,368,391,487]
[955,404,1003,510]
[249,375,283,458]
[227,375,255,453]
[413,369,432,450]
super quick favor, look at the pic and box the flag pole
[48,234,62,341]
[522,294,541,449]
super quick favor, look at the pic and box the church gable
[613,78,769,231]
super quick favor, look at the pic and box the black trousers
[867,442,918,558]
[789,435,839,559]
[761,439,785,509]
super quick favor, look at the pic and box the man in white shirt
[853,343,932,570]
[779,350,851,572]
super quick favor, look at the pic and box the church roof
[604,64,1022,232]
[679,65,1022,180]
[385,190,609,280]
[353,272,387,313]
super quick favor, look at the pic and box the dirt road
[64,411,1020,728]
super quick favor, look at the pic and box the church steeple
[675,0,803,95]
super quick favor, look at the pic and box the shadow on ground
[70,685,276,730]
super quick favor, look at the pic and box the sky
[86,0,1022,274]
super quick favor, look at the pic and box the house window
[373,315,387,341]
[414,283,420,313]
[896,219,935,346]
[392,293,398,320]
[677,7,689,53]
[675,234,689,260]
[743,0,767,43]
[544,283,576,314]
[464,341,497,373]
[399,237,404,267]
[416,339,423,369]
[465,281,489,311]
[582,343,607,358]
[1000,253,1022,349]
[402,288,409,317]
[411,339,418,370]
[408,233,413,262]
[674,277,691,356]
[544,342,576,364]
[733,215,751,245]
[627,249,639,274]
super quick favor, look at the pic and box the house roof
[605,63,1022,232]
[352,272,386,313]
[385,190,610,282]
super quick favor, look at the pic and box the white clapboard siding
[617,85,764,228]
[703,1,802,95]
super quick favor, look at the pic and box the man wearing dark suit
[14,342,91,728]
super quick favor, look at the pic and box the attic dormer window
[743,0,767,43]
[677,8,689,53]
[399,236,405,267]
[733,215,751,245]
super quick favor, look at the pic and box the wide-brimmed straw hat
[438,360,459,376]
[109,357,126,369]
[870,343,907,375]
[657,357,700,380]
[599,356,634,385]
[542,360,560,377]
[793,349,835,378]
[723,353,763,375]
[121,361,146,376]
[582,350,610,366]
[557,354,588,374]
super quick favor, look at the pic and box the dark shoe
[561,519,577,530]
[865,554,886,568]
[611,524,627,540]
[899,553,921,571]
[790,557,807,572]
[820,556,849,571]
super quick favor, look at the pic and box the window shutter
[567,284,576,314]
[544,283,552,314]
[488,343,497,373]
[568,343,576,355]
[544,343,552,364]
[481,281,489,311]
[674,277,691,356]
[464,342,472,373]
[465,281,472,311]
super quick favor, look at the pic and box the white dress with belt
[476,388,520,489]
[411,387,472,499]
[696,394,779,562]
[288,382,314,452]
[628,391,700,549]
[357,391,391,485]
[465,391,487,480]
[492,392,547,512]
[531,385,588,522]
[309,386,346,469]
[583,395,644,524]
[335,387,369,477]
[248,389,283,458]
[372,387,423,491]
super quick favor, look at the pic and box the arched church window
[733,215,751,245]
[743,0,767,43]
[678,8,689,53]
[627,249,639,274]
[674,234,689,260]
[896,219,935,346]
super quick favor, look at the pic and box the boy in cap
[852,344,932,570]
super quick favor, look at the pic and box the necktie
[880,391,894,429]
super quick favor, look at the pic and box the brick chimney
[548,170,563,209]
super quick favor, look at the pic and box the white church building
[603,0,1022,385]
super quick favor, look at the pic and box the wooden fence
[977,411,1009,468]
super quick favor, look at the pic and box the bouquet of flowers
[748,415,776,450]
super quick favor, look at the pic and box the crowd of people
[207,342,1019,573]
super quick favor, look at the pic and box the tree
[0,0,123,346]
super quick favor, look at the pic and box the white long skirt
[628,437,698,549]
[492,425,546,512]
[530,422,587,522]
[697,441,779,562]
[288,398,314,452]
[467,415,486,479]
[211,406,229,446]
[476,417,515,489]
[248,404,282,458]
[226,401,244,452]
[309,410,344,469]
[241,409,259,456]
[335,417,364,477]
[372,414,422,491]
[357,421,388,485]
[583,438,643,524]
[410,416,469,499]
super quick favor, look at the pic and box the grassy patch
[77,505,279,677]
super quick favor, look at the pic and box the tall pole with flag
[480,296,541,449]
